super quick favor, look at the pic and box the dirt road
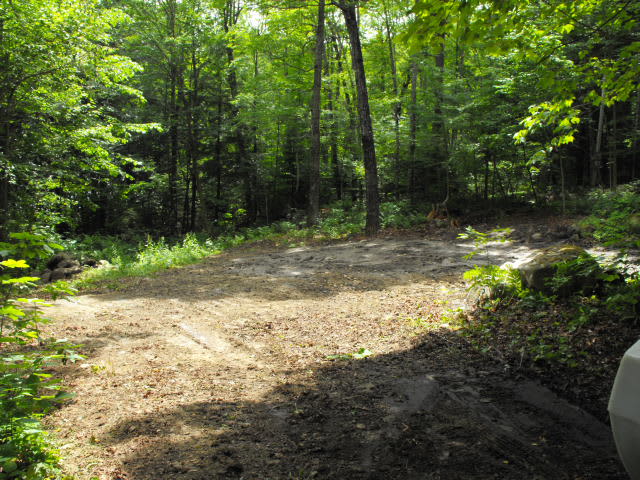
[46,235,626,479]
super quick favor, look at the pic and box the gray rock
[518,245,600,296]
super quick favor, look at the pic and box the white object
[609,339,640,479]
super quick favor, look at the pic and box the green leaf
[2,276,40,284]
[54,391,76,402]
[0,306,25,319]
[0,259,30,269]
[352,348,373,359]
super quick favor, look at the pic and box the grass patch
[68,201,429,289]
[71,233,244,289]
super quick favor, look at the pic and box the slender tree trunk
[591,86,606,187]
[433,36,448,198]
[382,1,401,198]
[307,0,325,226]
[274,119,280,210]
[178,69,192,233]
[483,153,489,202]
[491,153,497,199]
[632,89,639,180]
[250,49,260,221]
[409,61,418,206]
[325,39,342,201]
[212,74,224,224]
[338,3,380,235]
[166,0,180,233]
[189,51,201,231]
[0,136,9,241]
[168,68,179,233]
[0,19,8,240]
[559,155,566,214]
[224,0,255,224]
[610,103,617,191]
[182,176,191,232]
[0,105,9,241]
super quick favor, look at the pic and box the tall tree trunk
[325,36,342,201]
[167,0,180,233]
[559,155,566,214]
[224,0,255,224]
[0,107,9,241]
[178,69,192,233]
[187,49,201,231]
[382,1,401,198]
[0,134,9,241]
[307,0,325,227]
[433,35,448,199]
[409,61,418,206]
[0,19,8,240]
[591,86,606,187]
[484,153,490,202]
[168,72,179,233]
[338,3,380,235]
[632,89,639,180]
[609,103,617,191]
[213,76,224,224]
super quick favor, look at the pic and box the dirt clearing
[45,234,626,479]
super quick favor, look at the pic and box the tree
[333,1,380,235]
[0,0,151,237]
[307,0,326,226]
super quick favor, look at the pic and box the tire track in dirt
[44,237,625,479]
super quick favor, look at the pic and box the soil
[45,225,627,479]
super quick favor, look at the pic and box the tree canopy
[1,0,638,237]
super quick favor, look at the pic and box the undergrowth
[576,181,640,247]
[0,233,79,479]
[457,231,640,417]
[67,201,429,289]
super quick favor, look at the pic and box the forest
[1,0,638,238]
[2,0,640,479]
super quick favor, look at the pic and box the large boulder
[518,245,600,296]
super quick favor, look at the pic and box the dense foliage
[0,234,79,479]
[0,1,638,473]
[0,0,637,238]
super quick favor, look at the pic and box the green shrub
[463,264,526,304]
[544,252,602,297]
[578,182,640,247]
[0,235,79,479]
[380,201,427,229]
[317,207,365,237]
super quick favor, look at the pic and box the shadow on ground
[102,330,625,480]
